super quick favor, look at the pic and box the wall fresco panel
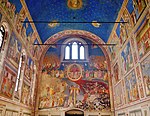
[141,55,150,96]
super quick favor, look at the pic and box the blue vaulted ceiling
[10,0,124,43]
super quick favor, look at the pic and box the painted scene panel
[21,83,30,105]
[114,82,123,107]
[113,62,119,84]
[136,66,144,98]
[125,70,139,103]
[108,33,120,60]
[136,23,150,59]
[0,64,17,98]
[7,32,22,68]
[130,37,138,64]
[121,42,133,75]
[141,55,150,96]
[24,57,34,81]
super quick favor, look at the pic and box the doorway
[65,109,84,116]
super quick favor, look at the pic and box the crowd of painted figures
[76,93,110,111]
[39,76,110,111]
[77,82,110,110]
[42,68,108,81]
[39,59,110,111]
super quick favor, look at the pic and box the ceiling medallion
[67,0,83,10]
[67,63,83,81]
[92,21,101,28]
[48,20,59,28]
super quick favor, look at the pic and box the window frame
[61,37,89,62]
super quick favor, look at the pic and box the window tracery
[63,38,87,61]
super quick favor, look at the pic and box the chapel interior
[0,0,150,116]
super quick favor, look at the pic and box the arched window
[80,46,85,59]
[72,42,78,59]
[65,46,70,59]
[62,38,88,61]
[0,25,5,49]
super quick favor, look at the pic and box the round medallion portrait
[67,63,82,81]
[67,0,83,10]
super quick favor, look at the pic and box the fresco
[114,82,123,107]
[24,0,124,43]
[39,65,110,111]
[7,32,22,68]
[121,79,127,104]
[21,83,30,105]
[136,22,150,59]
[21,18,36,47]
[23,18,33,37]
[141,55,150,96]
[136,66,144,98]
[131,11,137,26]
[108,33,120,60]
[24,57,34,82]
[121,42,133,74]
[122,8,133,34]
[130,37,138,64]
[67,0,83,10]
[113,63,119,84]
[132,0,147,19]
[0,0,16,20]
[0,64,17,98]
[39,40,110,111]
[125,70,139,103]
[33,39,41,58]
[21,18,38,57]
[15,8,26,34]
[120,22,128,45]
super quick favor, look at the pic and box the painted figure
[125,71,139,102]
[141,55,150,96]
[121,42,133,74]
